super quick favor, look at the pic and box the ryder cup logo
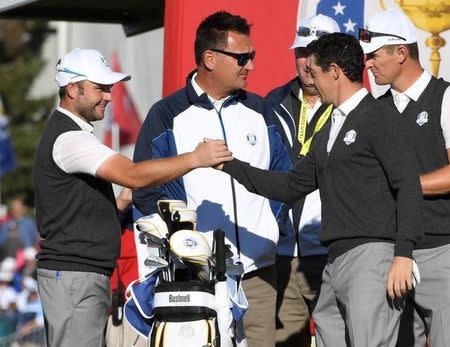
[100,56,110,68]
[246,133,257,145]
[183,237,198,248]
[416,111,428,126]
[343,130,357,145]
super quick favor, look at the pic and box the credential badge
[343,130,357,145]
[246,133,257,145]
[416,111,428,126]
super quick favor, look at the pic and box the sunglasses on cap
[56,61,86,78]
[211,49,256,66]
[358,28,406,43]
[297,27,330,38]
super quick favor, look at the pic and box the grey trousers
[313,243,404,347]
[37,268,111,347]
[275,255,327,347]
[397,243,450,347]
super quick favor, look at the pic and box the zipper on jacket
[213,100,241,257]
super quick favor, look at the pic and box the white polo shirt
[391,70,450,148]
[327,88,368,153]
[52,107,117,175]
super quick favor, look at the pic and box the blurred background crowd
[0,197,43,346]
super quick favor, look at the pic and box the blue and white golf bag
[125,200,248,347]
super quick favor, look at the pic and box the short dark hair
[58,86,66,99]
[307,33,365,83]
[58,81,85,99]
[384,42,419,61]
[194,11,251,66]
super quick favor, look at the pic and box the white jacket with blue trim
[133,72,293,273]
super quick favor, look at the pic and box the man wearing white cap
[33,48,232,347]
[360,8,450,346]
[265,14,339,347]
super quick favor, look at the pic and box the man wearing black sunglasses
[133,11,292,347]
[264,14,339,347]
[361,8,450,347]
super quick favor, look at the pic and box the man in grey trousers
[361,8,450,346]
[264,14,339,347]
[219,33,424,347]
[33,48,231,347]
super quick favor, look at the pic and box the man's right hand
[191,139,233,169]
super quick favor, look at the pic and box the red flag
[104,52,142,148]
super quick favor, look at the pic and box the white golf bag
[127,200,248,347]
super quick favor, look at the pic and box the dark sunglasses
[211,49,256,66]
[297,27,330,38]
[358,28,406,43]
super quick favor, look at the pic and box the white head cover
[290,14,340,49]
[55,48,130,87]
[359,8,418,54]
[135,214,169,239]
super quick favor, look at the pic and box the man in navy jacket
[133,11,293,347]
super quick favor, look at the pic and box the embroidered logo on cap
[101,56,110,68]
[416,111,428,126]
[246,133,257,145]
[343,130,357,145]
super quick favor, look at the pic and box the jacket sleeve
[222,146,318,204]
[132,103,169,216]
[369,106,423,258]
[264,105,295,231]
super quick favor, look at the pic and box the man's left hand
[386,256,413,299]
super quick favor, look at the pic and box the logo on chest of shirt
[343,130,357,145]
[416,111,428,126]
[246,133,257,145]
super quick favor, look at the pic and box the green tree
[0,19,56,206]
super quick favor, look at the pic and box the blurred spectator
[0,204,8,223]
[0,197,39,261]
[20,247,38,280]
[0,257,21,292]
[16,276,44,336]
[0,258,19,338]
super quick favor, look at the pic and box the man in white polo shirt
[33,48,231,347]
[360,9,450,346]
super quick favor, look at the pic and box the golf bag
[126,200,248,347]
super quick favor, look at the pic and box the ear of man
[203,50,216,71]
[330,63,340,80]
[66,83,79,99]
[395,45,408,65]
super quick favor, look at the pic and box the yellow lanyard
[297,97,333,156]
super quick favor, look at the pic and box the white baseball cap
[0,271,13,282]
[290,14,340,49]
[359,8,418,54]
[0,257,16,273]
[55,48,130,87]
